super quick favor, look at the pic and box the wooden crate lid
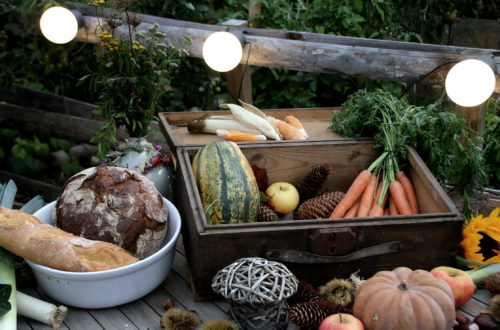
[159,107,344,153]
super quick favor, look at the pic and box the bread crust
[0,207,139,272]
[54,167,168,259]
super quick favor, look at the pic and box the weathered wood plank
[161,270,228,322]
[0,103,167,147]
[74,12,500,92]
[16,244,493,329]
[118,299,162,330]
[457,289,491,319]
[0,85,95,118]
[0,170,61,198]
[62,308,104,330]
[142,286,174,316]
[89,308,138,330]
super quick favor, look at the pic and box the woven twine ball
[211,257,298,307]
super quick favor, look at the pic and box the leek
[0,247,16,330]
[17,291,67,329]
[0,181,17,330]
[466,262,500,286]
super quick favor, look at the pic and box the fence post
[222,19,253,104]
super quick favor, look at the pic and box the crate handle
[262,240,402,264]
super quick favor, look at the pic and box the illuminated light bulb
[202,31,244,72]
[445,59,496,107]
[40,7,79,44]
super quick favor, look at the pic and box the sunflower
[460,208,500,267]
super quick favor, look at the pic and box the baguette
[0,207,139,272]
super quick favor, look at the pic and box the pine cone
[296,164,332,201]
[288,280,324,306]
[288,301,344,329]
[258,203,278,222]
[297,191,345,220]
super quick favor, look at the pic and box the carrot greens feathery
[330,89,487,219]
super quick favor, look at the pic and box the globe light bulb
[445,59,496,107]
[202,31,243,72]
[40,7,79,44]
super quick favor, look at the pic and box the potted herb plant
[81,0,190,198]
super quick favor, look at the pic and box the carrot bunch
[330,108,419,219]
[330,165,419,218]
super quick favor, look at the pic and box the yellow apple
[265,182,300,214]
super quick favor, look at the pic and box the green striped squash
[192,141,260,224]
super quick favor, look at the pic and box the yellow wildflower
[460,208,500,267]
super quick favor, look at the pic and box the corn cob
[221,103,282,140]
[187,115,262,135]
[271,117,307,140]
[216,129,266,142]
[285,115,308,138]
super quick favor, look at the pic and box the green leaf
[353,0,363,12]
[259,191,271,203]
[0,280,12,317]
[0,180,16,209]
[203,199,219,225]
[20,195,45,214]
[185,2,195,11]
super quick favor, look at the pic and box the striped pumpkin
[192,141,260,224]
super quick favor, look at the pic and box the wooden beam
[74,12,500,92]
[0,102,166,147]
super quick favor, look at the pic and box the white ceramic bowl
[25,198,181,309]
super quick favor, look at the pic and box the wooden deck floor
[17,236,493,329]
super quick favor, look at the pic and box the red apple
[318,313,364,330]
[265,182,300,214]
[431,266,475,307]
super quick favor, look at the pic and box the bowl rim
[25,197,181,280]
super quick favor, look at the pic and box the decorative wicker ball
[212,257,298,307]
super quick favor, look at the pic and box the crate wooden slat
[174,138,463,300]
[159,108,341,156]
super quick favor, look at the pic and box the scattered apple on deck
[430,266,475,307]
[265,182,300,214]
[318,313,364,330]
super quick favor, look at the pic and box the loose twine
[211,257,298,307]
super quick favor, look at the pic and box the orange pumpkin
[353,267,455,330]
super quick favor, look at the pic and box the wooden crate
[158,108,342,156]
[173,139,464,301]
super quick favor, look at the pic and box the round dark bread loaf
[54,166,168,259]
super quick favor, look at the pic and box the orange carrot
[357,175,377,217]
[395,171,419,214]
[368,204,384,217]
[330,170,372,218]
[388,195,398,215]
[389,181,413,215]
[344,197,361,218]
[383,207,390,216]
